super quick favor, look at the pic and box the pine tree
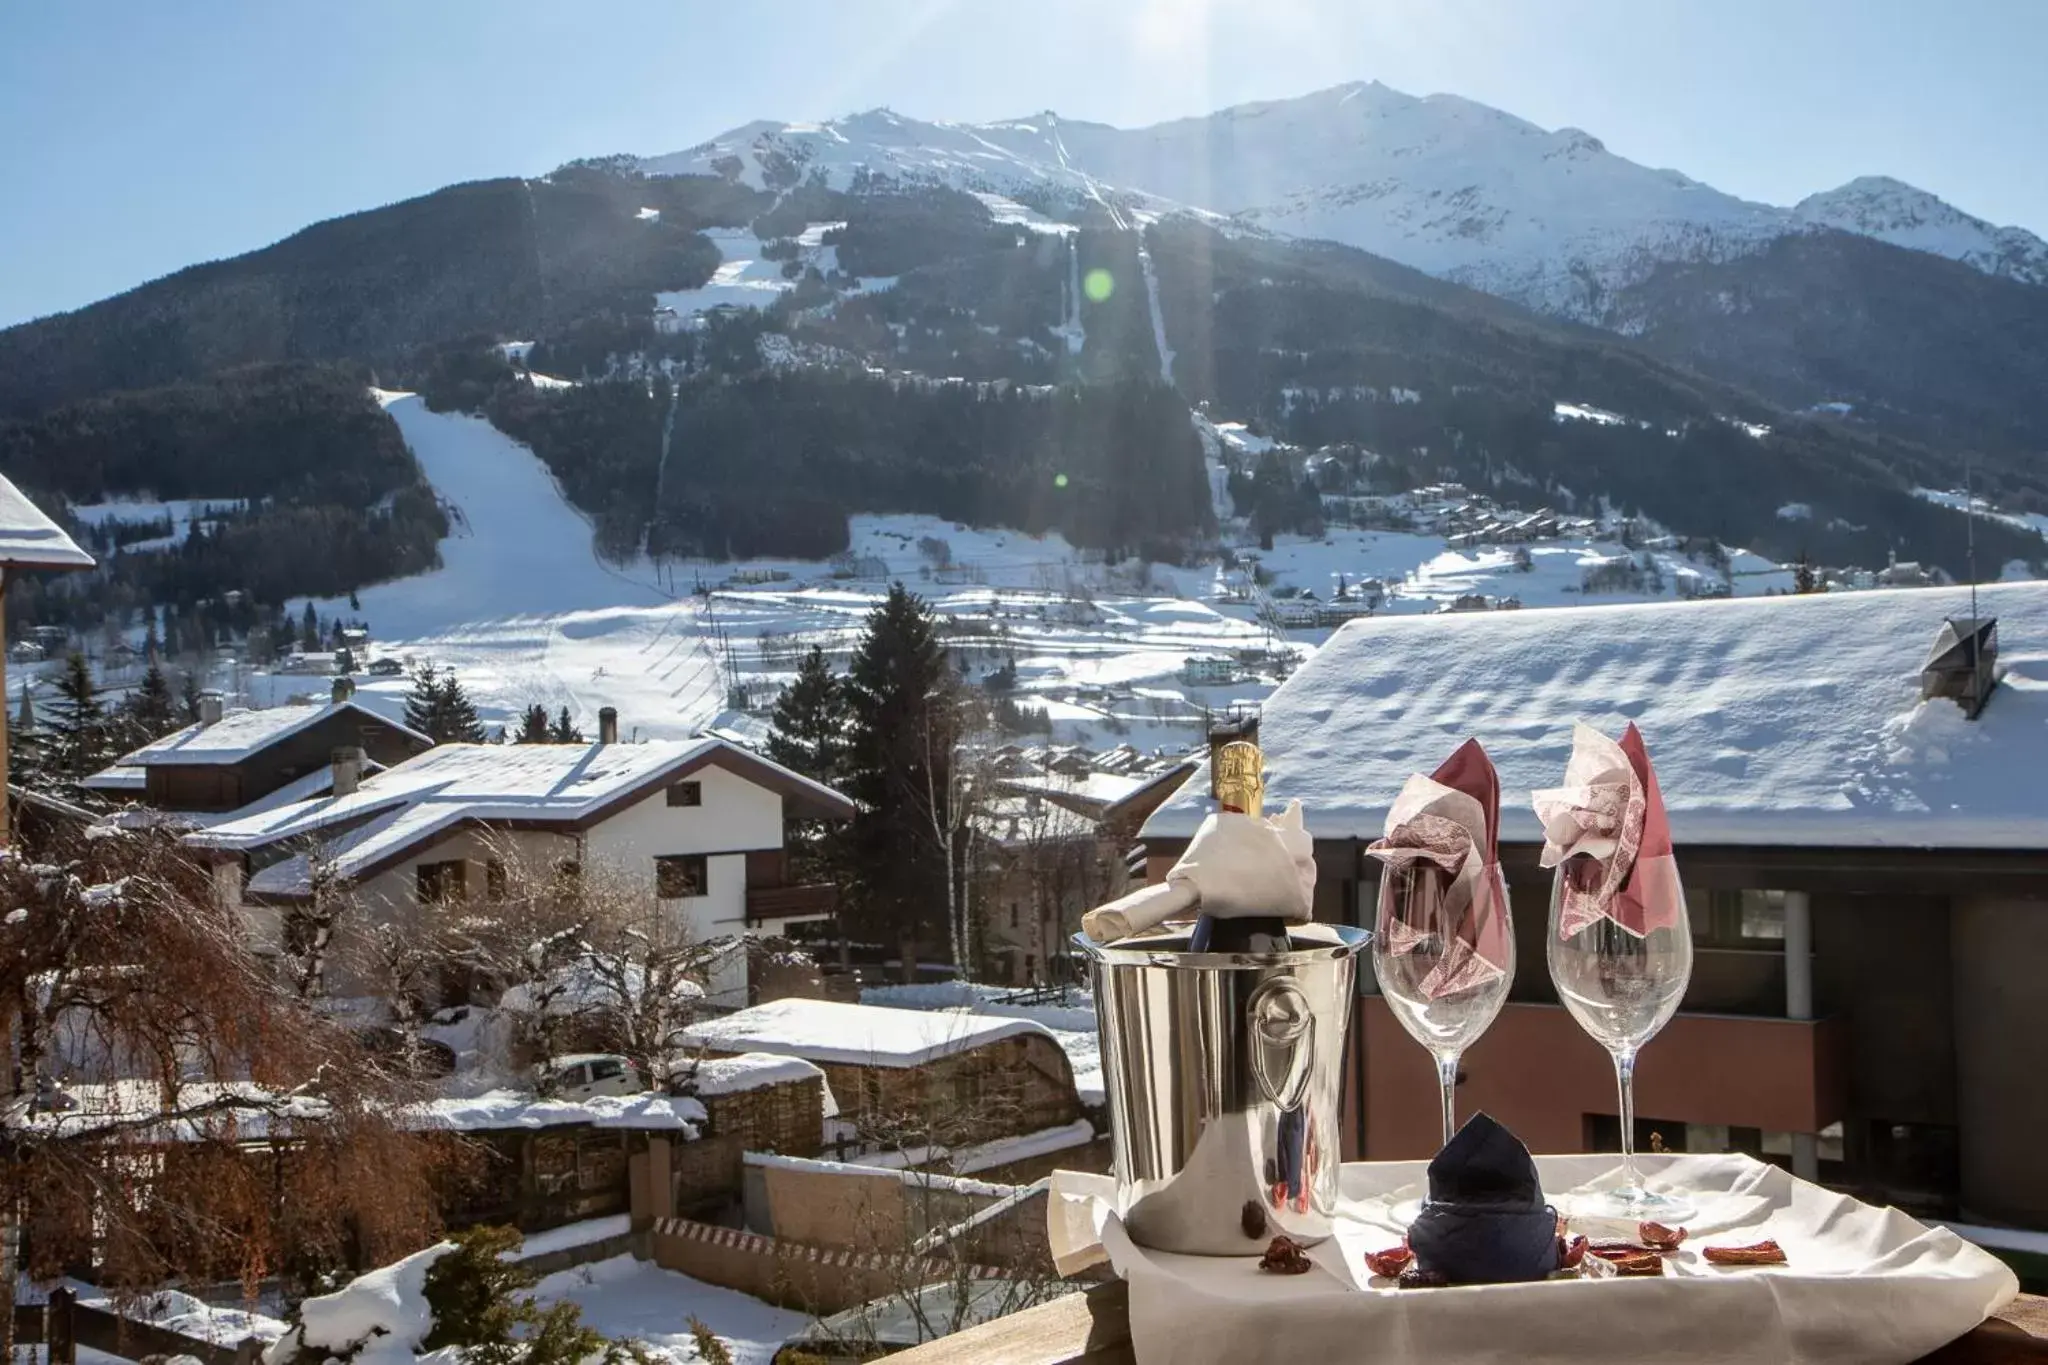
[767,645,847,782]
[8,695,49,796]
[45,653,112,783]
[549,707,584,744]
[515,704,551,744]
[442,672,485,744]
[841,585,961,976]
[125,660,178,742]
[404,664,487,744]
[299,602,319,652]
[403,664,443,738]
[178,669,204,724]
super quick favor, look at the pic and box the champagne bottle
[1189,739,1293,954]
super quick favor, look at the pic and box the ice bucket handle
[1246,977,1315,1111]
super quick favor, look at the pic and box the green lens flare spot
[1083,268,1115,302]
[1054,473,1070,488]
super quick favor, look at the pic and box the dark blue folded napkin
[1407,1111,1561,1284]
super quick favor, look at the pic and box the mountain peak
[1797,177,2048,287]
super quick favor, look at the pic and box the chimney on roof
[598,707,619,745]
[197,692,224,726]
[332,675,356,705]
[331,746,365,797]
[1921,616,2001,719]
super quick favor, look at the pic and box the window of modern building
[666,780,703,808]
[1689,888,1788,949]
[417,859,467,905]
[656,853,710,899]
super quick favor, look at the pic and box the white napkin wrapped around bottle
[1082,800,1316,943]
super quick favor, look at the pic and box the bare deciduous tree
[0,828,455,1351]
[452,840,711,1084]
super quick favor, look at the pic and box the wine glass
[1546,858,1695,1221]
[1372,857,1514,1218]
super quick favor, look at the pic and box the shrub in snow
[266,1227,648,1365]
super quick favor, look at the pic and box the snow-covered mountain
[1795,176,2048,288]
[644,81,2045,322]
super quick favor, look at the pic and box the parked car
[538,1053,642,1099]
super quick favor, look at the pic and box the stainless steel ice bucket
[1075,922,1367,1255]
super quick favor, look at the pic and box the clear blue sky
[4,0,2044,327]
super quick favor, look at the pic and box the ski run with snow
[103,387,1894,759]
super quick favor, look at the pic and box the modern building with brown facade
[1140,581,2048,1228]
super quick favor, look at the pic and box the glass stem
[1436,1051,1461,1149]
[1613,1048,1640,1190]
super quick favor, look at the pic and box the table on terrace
[888,1282,2048,1364]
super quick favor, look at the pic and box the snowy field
[160,391,1815,755]
[533,1255,809,1365]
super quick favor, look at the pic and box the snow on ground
[1552,401,1628,426]
[972,191,1077,234]
[239,394,1807,756]
[1914,487,2048,541]
[69,496,238,553]
[654,224,866,322]
[1239,525,1796,611]
[267,396,1275,744]
[327,392,668,638]
[58,1281,288,1347]
[532,1254,809,1365]
[514,1214,633,1259]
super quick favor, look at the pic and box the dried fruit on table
[1703,1240,1788,1266]
[1397,1266,1450,1290]
[1259,1234,1314,1275]
[1558,1235,1588,1269]
[1364,1242,1414,1278]
[1640,1221,1687,1250]
[1241,1199,1268,1240]
[1585,1242,1663,1276]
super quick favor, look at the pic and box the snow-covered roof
[0,474,93,570]
[992,770,1152,811]
[975,792,1101,846]
[412,1088,707,1134]
[1143,582,2048,850]
[81,764,147,792]
[118,700,428,767]
[690,1051,828,1096]
[96,760,391,830]
[679,998,1056,1068]
[188,736,853,896]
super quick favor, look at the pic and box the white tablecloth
[1050,1153,2017,1364]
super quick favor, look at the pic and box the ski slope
[247,393,1804,754]
[337,392,668,637]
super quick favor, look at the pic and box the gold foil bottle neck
[1214,741,1264,818]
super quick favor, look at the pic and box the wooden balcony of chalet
[743,849,837,926]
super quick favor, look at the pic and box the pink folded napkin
[1365,738,1512,998]
[1531,722,1684,939]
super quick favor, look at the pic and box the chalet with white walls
[184,709,854,953]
